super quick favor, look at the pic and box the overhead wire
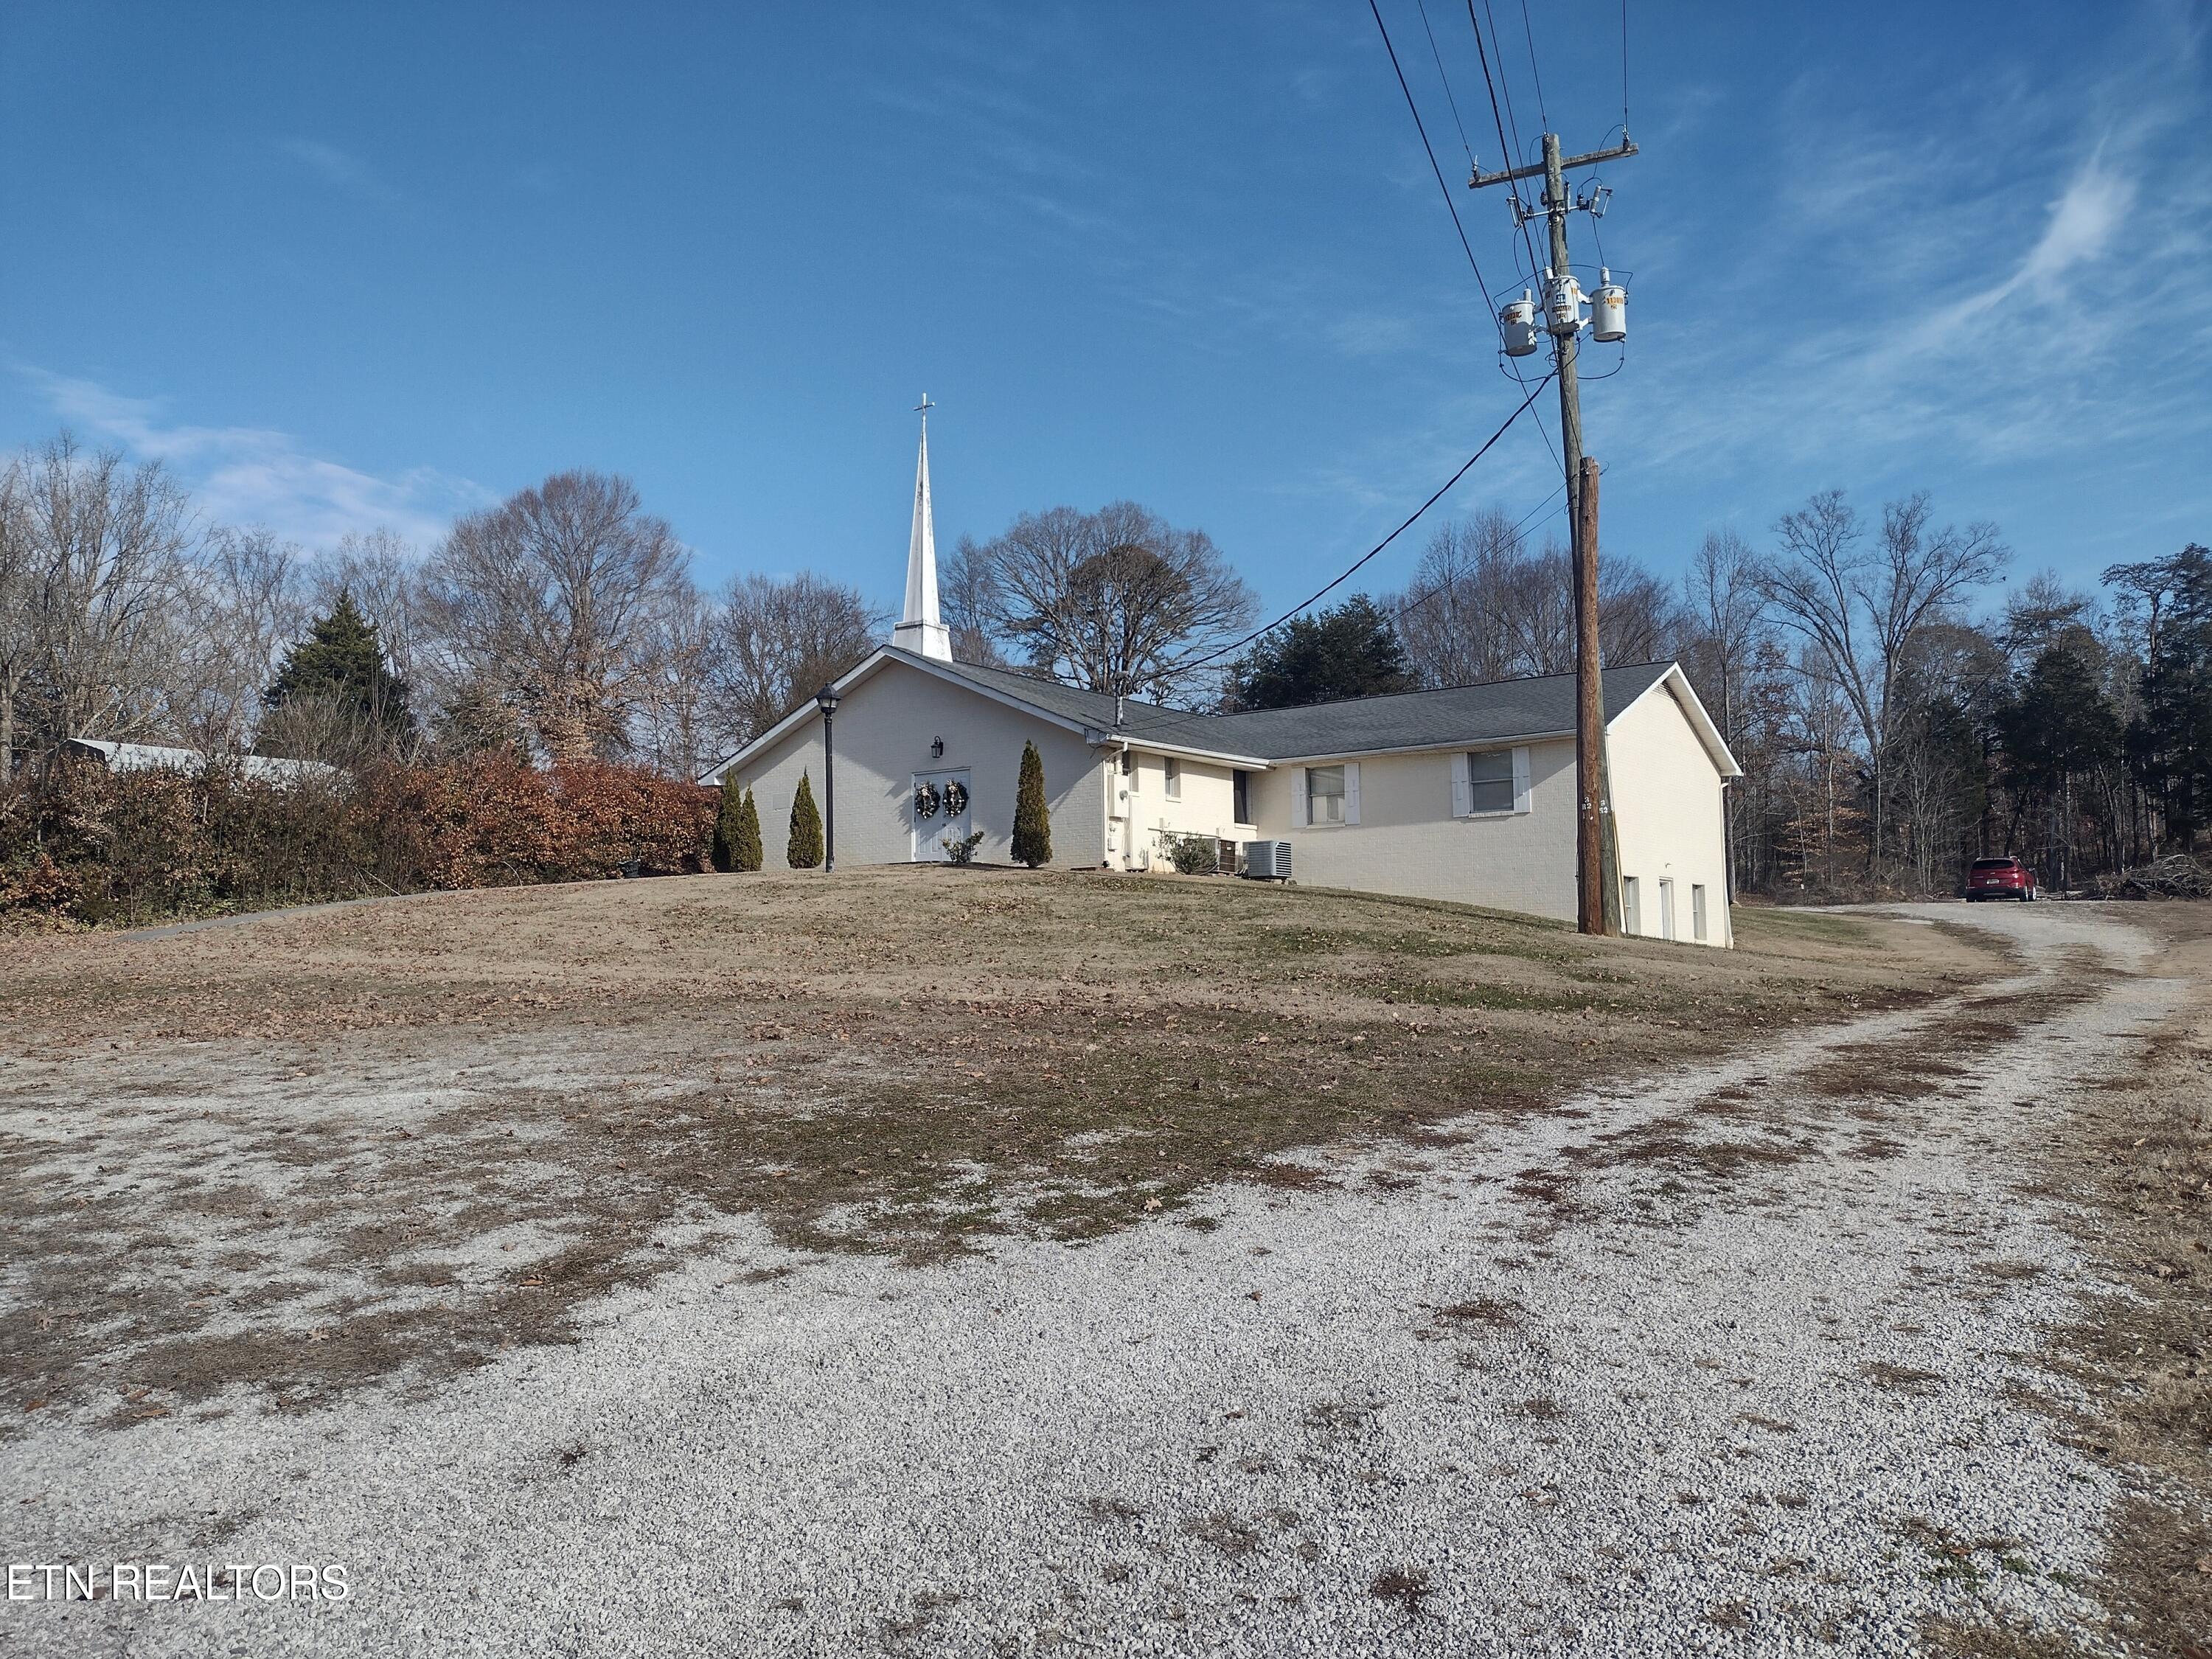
[1461,0,1564,483]
[1366,0,1495,298]
[1516,0,1551,131]
[1187,373,1553,671]
[1413,0,1476,169]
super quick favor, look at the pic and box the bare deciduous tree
[1394,509,1683,688]
[706,571,883,746]
[172,526,312,754]
[0,459,32,776]
[1756,489,2006,870]
[14,435,195,756]
[960,502,1257,703]
[421,471,689,760]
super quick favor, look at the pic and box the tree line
[1225,496,2208,897]
[4,422,2205,907]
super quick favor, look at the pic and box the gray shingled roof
[898,648,1676,762]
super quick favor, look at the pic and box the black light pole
[815,683,841,872]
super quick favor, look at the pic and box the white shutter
[1511,746,1531,814]
[1343,762,1361,826]
[1290,768,1309,829]
[1450,752,1471,818]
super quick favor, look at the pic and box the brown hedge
[0,754,713,928]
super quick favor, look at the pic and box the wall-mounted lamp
[930,737,945,759]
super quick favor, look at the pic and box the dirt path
[1,899,2195,1655]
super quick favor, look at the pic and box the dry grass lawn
[2,867,2000,1430]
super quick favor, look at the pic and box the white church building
[703,409,1742,946]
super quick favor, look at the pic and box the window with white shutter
[1305,765,1344,824]
[1511,745,1531,814]
[1291,768,1310,828]
[1450,752,1471,817]
[1343,762,1360,826]
[1464,749,1514,814]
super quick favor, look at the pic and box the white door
[911,768,973,861]
[1658,878,1676,942]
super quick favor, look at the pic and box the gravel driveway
[3,902,2184,1656]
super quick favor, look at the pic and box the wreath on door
[941,780,970,816]
[914,782,941,819]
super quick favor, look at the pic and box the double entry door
[910,768,973,862]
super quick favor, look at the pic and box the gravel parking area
[1,893,2192,1655]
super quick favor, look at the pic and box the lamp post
[815,683,841,872]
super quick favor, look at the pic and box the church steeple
[891,394,952,661]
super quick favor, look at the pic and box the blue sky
[2,1,2205,621]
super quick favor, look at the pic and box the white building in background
[703,407,1741,946]
[62,738,336,787]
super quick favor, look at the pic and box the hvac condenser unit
[1241,841,1292,881]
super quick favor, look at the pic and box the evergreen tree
[1227,596,1413,711]
[1012,740,1051,868]
[711,773,745,872]
[787,771,824,868]
[265,591,413,742]
[2126,545,2212,848]
[735,787,765,872]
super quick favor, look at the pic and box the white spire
[891,394,952,661]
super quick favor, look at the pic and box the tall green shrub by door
[735,786,764,872]
[1012,741,1051,868]
[787,772,824,869]
[712,773,745,872]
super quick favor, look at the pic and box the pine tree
[1012,740,1051,868]
[1226,595,1413,712]
[712,773,745,872]
[787,771,824,868]
[265,591,413,741]
[736,787,765,872]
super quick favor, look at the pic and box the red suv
[1966,856,2038,902]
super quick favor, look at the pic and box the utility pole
[1574,456,1605,936]
[1472,131,1636,933]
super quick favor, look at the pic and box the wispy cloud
[1611,20,2211,521]
[277,138,401,204]
[19,370,489,550]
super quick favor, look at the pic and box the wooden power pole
[1472,131,1636,934]
[1574,456,1605,936]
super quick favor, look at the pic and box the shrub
[735,786,764,873]
[0,752,714,928]
[1012,741,1051,868]
[1163,832,1220,875]
[712,773,745,872]
[787,771,824,868]
[942,828,985,865]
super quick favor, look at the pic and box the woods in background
[2,420,2204,920]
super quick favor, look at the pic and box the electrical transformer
[1590,269,1627,343]
[1498,293,1542,358]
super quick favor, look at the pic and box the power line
[1460,0,1563,484]
[1516,0,1551,131]
[1464,1,1545,287]
[1367,0,1494,297]
[1385,481,1567,633]
[1413,0,1475,168]
[1191,373,1553,671]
